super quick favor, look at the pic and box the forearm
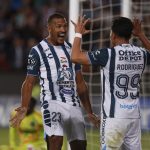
[138,33,150,51]
[21,78,35,108]
[71,37,82,63]
[78,86,93,114]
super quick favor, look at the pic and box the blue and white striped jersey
[88,44,150,118]
[27,39,81,107]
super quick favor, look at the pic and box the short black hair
[47,13,65,24]
[111,17,133,40]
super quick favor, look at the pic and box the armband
[75,33,82,38]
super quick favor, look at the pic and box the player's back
[103,44,147,118]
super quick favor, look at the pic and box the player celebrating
[9,13,99,150]
[71,16,150,150]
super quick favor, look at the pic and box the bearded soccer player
[9,13,99,150]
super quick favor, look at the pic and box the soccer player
[9,13,99,150]
[71,16,150,150]
[9,97,46,150]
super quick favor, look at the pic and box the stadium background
[0,0,150,150]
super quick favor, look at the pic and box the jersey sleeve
[87,48,109,67]
[75,64,81,71]
[27,48,40,76]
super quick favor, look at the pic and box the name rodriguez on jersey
[117,50,144,71]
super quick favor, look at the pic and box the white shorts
[100,117,141,150]
[41,100,86,142]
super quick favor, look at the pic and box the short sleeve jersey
[87,44,150,118]
[27,40,81,107]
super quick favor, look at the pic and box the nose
[60,27,66,32]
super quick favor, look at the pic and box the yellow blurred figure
[9,97,46,150]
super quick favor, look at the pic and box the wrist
[137,32,145,38]
[88,112,94,116]
[75,33,82,38]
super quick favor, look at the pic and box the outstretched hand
[87,113,100,128]
[9,106,27,128]
[71,15,91,35]
[132,18,143,37]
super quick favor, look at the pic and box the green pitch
[0,128,150,150]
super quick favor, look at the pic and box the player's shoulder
[30,39,46,51]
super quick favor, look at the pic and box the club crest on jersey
[57,65,74,95]
[57,65,73,81]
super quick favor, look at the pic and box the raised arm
[133,18,150,50]
[71,16,91,65]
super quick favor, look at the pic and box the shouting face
[48,17,68,45]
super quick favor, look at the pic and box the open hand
[71,15,91,35]
[88,113,100,128]
[9,106,27,128]
[132,18,143,37]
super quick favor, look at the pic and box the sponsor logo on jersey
[120,104,137,109]
[118,50,142,62]
[47,53,53,59]
[60,89,74,95]
[27,54,37,70]
[91,49,100,60]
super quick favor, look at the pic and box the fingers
[133,18,141,26]
[10,115,21,128]
[9,107,27,128]
[88,113,100,128]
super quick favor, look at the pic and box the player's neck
[46,36,60,46]
[115,38,129,46]
[46,36,55,45]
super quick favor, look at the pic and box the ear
[47,24,52,32]
[111,31,116,39]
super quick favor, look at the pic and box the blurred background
[0,0,150,150]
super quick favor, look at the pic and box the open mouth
[58,33,66,39]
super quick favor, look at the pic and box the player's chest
[40,47,73,75]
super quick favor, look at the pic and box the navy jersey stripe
[66,42,72,48]
[109,48,116,118]
[102,71,107,118]
[37,44,56,100]
[61,45,77,106]
[49,45,66,103]
[61,45,72,67]
[142,50,146,74]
